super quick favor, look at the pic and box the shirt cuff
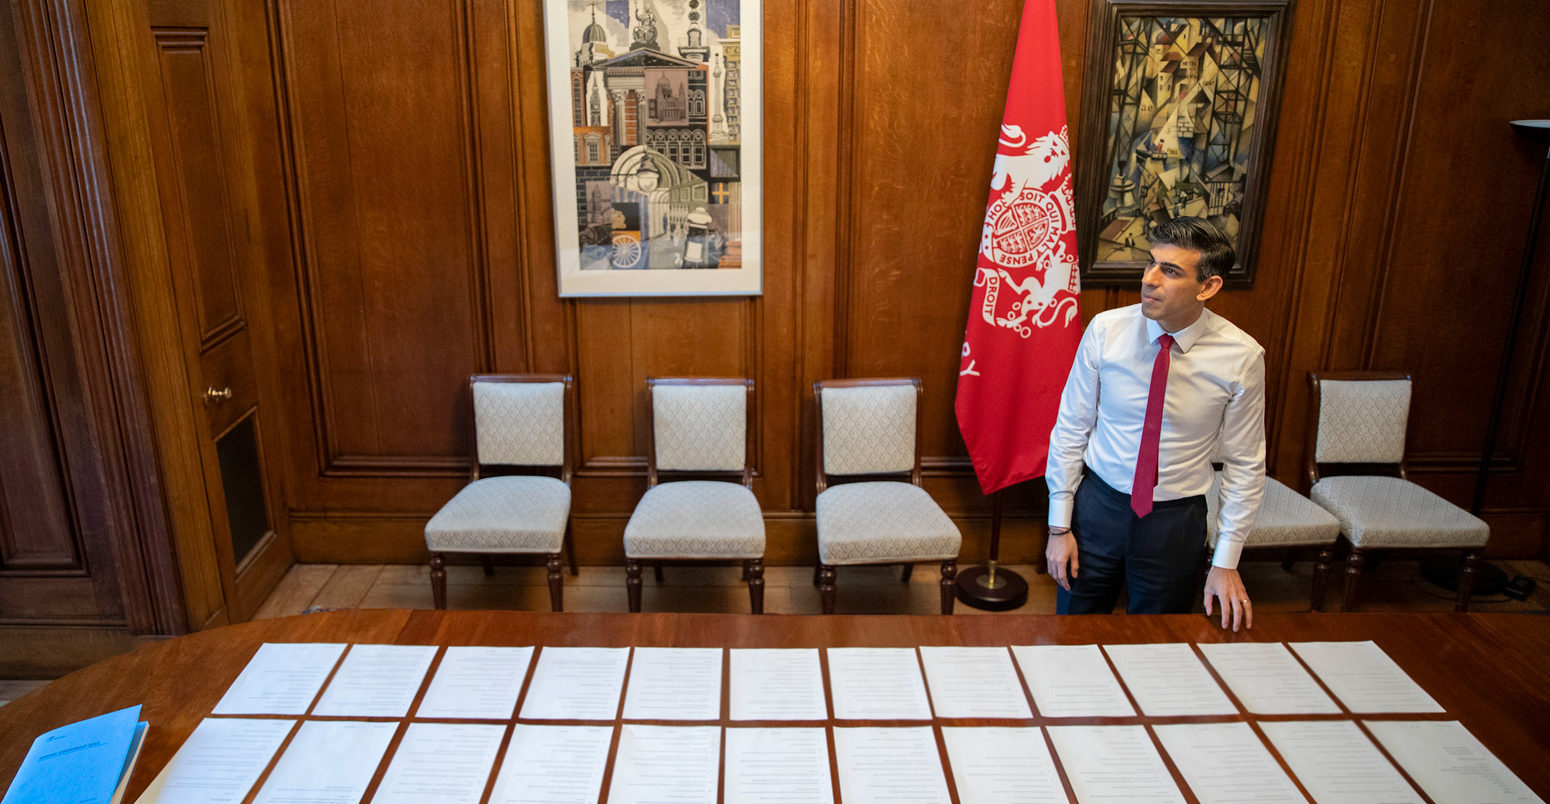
[1048,495,1073,530]
[1211,535,1244,570]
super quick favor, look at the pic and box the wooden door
[138,0,292,624]
[0,11,124,624]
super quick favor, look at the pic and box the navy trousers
[1056,470,1208,615]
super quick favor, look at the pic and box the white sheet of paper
[622,647,723,721]
[1047,725,1184,804]
[370,722,504,803]
[1102,643,1237,716]
[1153,722,1304,804]
[827,648,932,720]
[730,649,828,721]
[724,728,835,804]
[416,646,533,720]
[1197,642,1340,715]
[1365,720,1542,804]
[134,718,295,804]
[917,646,1032,719]
[941,726,1066,804]
[605,725,721,804]
[1288,642,1443,714]
[212,642,346,715]
[1259,720,1423,804]
[833,727,951,804]
[487,725,612,804]
[311,644,438,718]
[252,720,397,804]
[1012,645,1135,717]
[519,647,630,720]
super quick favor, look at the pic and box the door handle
[204,386,233,405]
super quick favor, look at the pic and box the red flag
[955,0,1082,494]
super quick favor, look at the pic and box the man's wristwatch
[1049,526,1071,535]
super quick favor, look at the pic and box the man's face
[1140,243,1221,330]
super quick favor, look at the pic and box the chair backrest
[1305,371,1411,486]
[469,374,572,481]
[814,378,921,491]
[646,377,754,486]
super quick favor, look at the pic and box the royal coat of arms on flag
[956,0,1083,495]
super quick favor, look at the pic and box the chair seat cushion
[1310,476,1489,549]
[1207,475,1341,548]
[623,481,765,559]
[424,475,570,553]
[816,482,961,565]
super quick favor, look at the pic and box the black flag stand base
[956,490,1030,611]
[1418,556,1509,597]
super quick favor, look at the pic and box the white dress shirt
[1046,303,1266,568]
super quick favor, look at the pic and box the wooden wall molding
[3,0,185,634]
[1256,0,1336,474]
[1272,0,1398,480]
[1356,0,1432,372]
[830,0,856,381]
[0,146,79,572]
[455,0,498,374]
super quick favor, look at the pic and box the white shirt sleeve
[1046,322,1103,529]
[1211,352,1267,568]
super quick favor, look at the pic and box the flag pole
[956,488,1029,610]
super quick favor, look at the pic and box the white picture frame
[543,0,763,297]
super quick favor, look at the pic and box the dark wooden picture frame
[1076,0,1293,287]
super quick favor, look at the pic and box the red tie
[1132,333,1174,518]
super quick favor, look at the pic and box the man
[1045,217,1265,631]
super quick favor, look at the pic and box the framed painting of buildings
[544,0,763,297]
[1076,0,1292,287]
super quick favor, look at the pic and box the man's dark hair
[1149,217,1235,282]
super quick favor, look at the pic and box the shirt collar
[1144,307,1211,354]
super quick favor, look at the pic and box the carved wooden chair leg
[564,521,578,576]
[900,563,914,583]
[546,554,563,612]
[429,553,447,610]
[1311,546,1335,612]
[746,559,764,614]
[654,563,666,583]
[819,564,837,614]
[1341,548,1367,612]
[626,559,643,613]
[1456,550,1479,612]
[481,555,495,576]
[939,561,957,615]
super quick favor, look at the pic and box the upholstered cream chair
[624,377,766,613]
[424,374,576,611]
[1305,371,1489,611]
[814,378,961,614]
[1206,470,1341,609]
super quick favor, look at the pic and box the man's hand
[1203,566,1252,631]
[1045,528,1079,591]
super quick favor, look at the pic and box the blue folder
[1,705,148,804]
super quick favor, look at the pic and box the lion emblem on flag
[974,124,1079,339]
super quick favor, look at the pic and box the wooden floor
[4,557,1544,706]
[253,557,1550,619]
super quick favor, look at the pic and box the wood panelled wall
[5,0,1550,647]
[136,0,1550,570]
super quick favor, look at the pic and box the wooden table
[2,611,1546,801]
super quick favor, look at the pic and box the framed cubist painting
[543,0,763,297]
[1076,0,1292,287]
